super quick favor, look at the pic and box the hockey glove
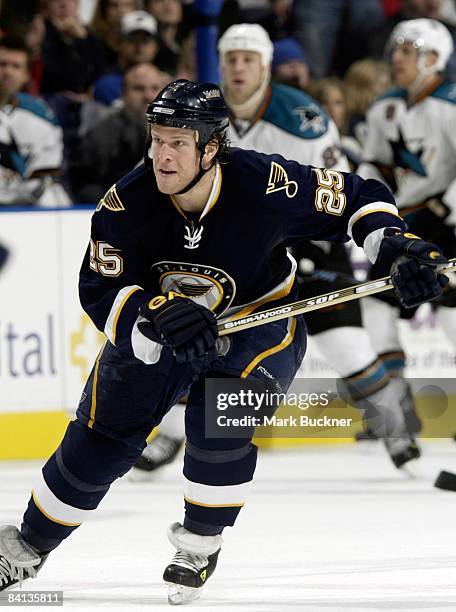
[375,229,449,308]
[138,292,219,364]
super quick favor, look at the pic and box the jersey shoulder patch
[430,80,456,105]
[15,93,58,125]
[109,163,153,210]
[263,83,329,140]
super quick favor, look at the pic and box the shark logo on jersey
[293,104,326,135]
[389,129,427,177]
[151,261,236,316]
[96,185,125,212]
[184,224,204,249]
[266,162,298,198]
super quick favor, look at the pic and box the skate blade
[128,467,162,483]
[165,582,201,605]
[398,458,422,479]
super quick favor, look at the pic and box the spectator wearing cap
[91,0,142,67]
[272,37,310,90]
[93,10,160,106]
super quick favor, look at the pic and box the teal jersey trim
[15,93,58,126]
[430,79,456,105]
[375,87,407,103]
[263,83,329,139]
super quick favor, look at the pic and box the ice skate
[130,434,184,480]
[163,522,222,605]
[384,438,421,475]
[0,526,47,591]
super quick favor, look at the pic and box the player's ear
[202,139,218,169]
[426,51,438,68]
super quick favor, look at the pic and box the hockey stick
[217,258,456,336]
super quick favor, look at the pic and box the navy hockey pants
[21,316,306,553]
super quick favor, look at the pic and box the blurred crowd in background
[0,0,455,206]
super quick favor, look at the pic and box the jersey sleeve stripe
[347,202,400,237]
[104,285,142,345]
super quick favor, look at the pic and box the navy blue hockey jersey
[79,148,405,356]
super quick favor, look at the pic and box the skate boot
[0,526,47,591]
[131,434,184,478]
[352,377,422,470]
[384,438,421,469]
[163,522,222,605]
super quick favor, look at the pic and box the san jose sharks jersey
[228,82,349,171]
[0,93,70,206]
[79,148,404,359]
[358,79,456,219]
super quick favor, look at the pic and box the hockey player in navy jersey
[0,80,449,604]
[135,23,423,475]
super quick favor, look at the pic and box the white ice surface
[2,441,456,611]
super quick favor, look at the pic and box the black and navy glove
[375,229,449,308]
[138,291,218,364]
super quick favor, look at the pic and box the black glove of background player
[138,292,219,364]
[374,228,449,308]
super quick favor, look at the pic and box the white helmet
[386,18,454,73]
[218,23,274,67]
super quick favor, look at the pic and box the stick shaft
[217,258,456,336]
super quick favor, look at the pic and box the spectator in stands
[344,59,391,144]
[259,0,293,40]
[291,0,385,78]
[271,37,309,90]
[72,63,167,202]
[0,38,71,206]
[175,30,196,80]
[309,77,362,168]
[91,0,142,67]
[36,0,106,96]
[94,10,160,106]
[146,0,187,74]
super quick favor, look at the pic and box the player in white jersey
[0,38,70,207]
[132,24,422,476]
[358,19,456,410]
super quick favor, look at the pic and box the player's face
[222,50,264,104]
[151,125,201,194]
[0,49,29,98]
[390,43,420,88]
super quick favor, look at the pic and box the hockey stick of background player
[217,258,456,337]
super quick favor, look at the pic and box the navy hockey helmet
[146,80,229,151]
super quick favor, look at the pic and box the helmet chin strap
[407,53,439,98]
[173,148,212,196]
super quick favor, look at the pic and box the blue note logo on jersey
[151,261,236,317]
[266,162,298,198]
[96,185,125,212]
